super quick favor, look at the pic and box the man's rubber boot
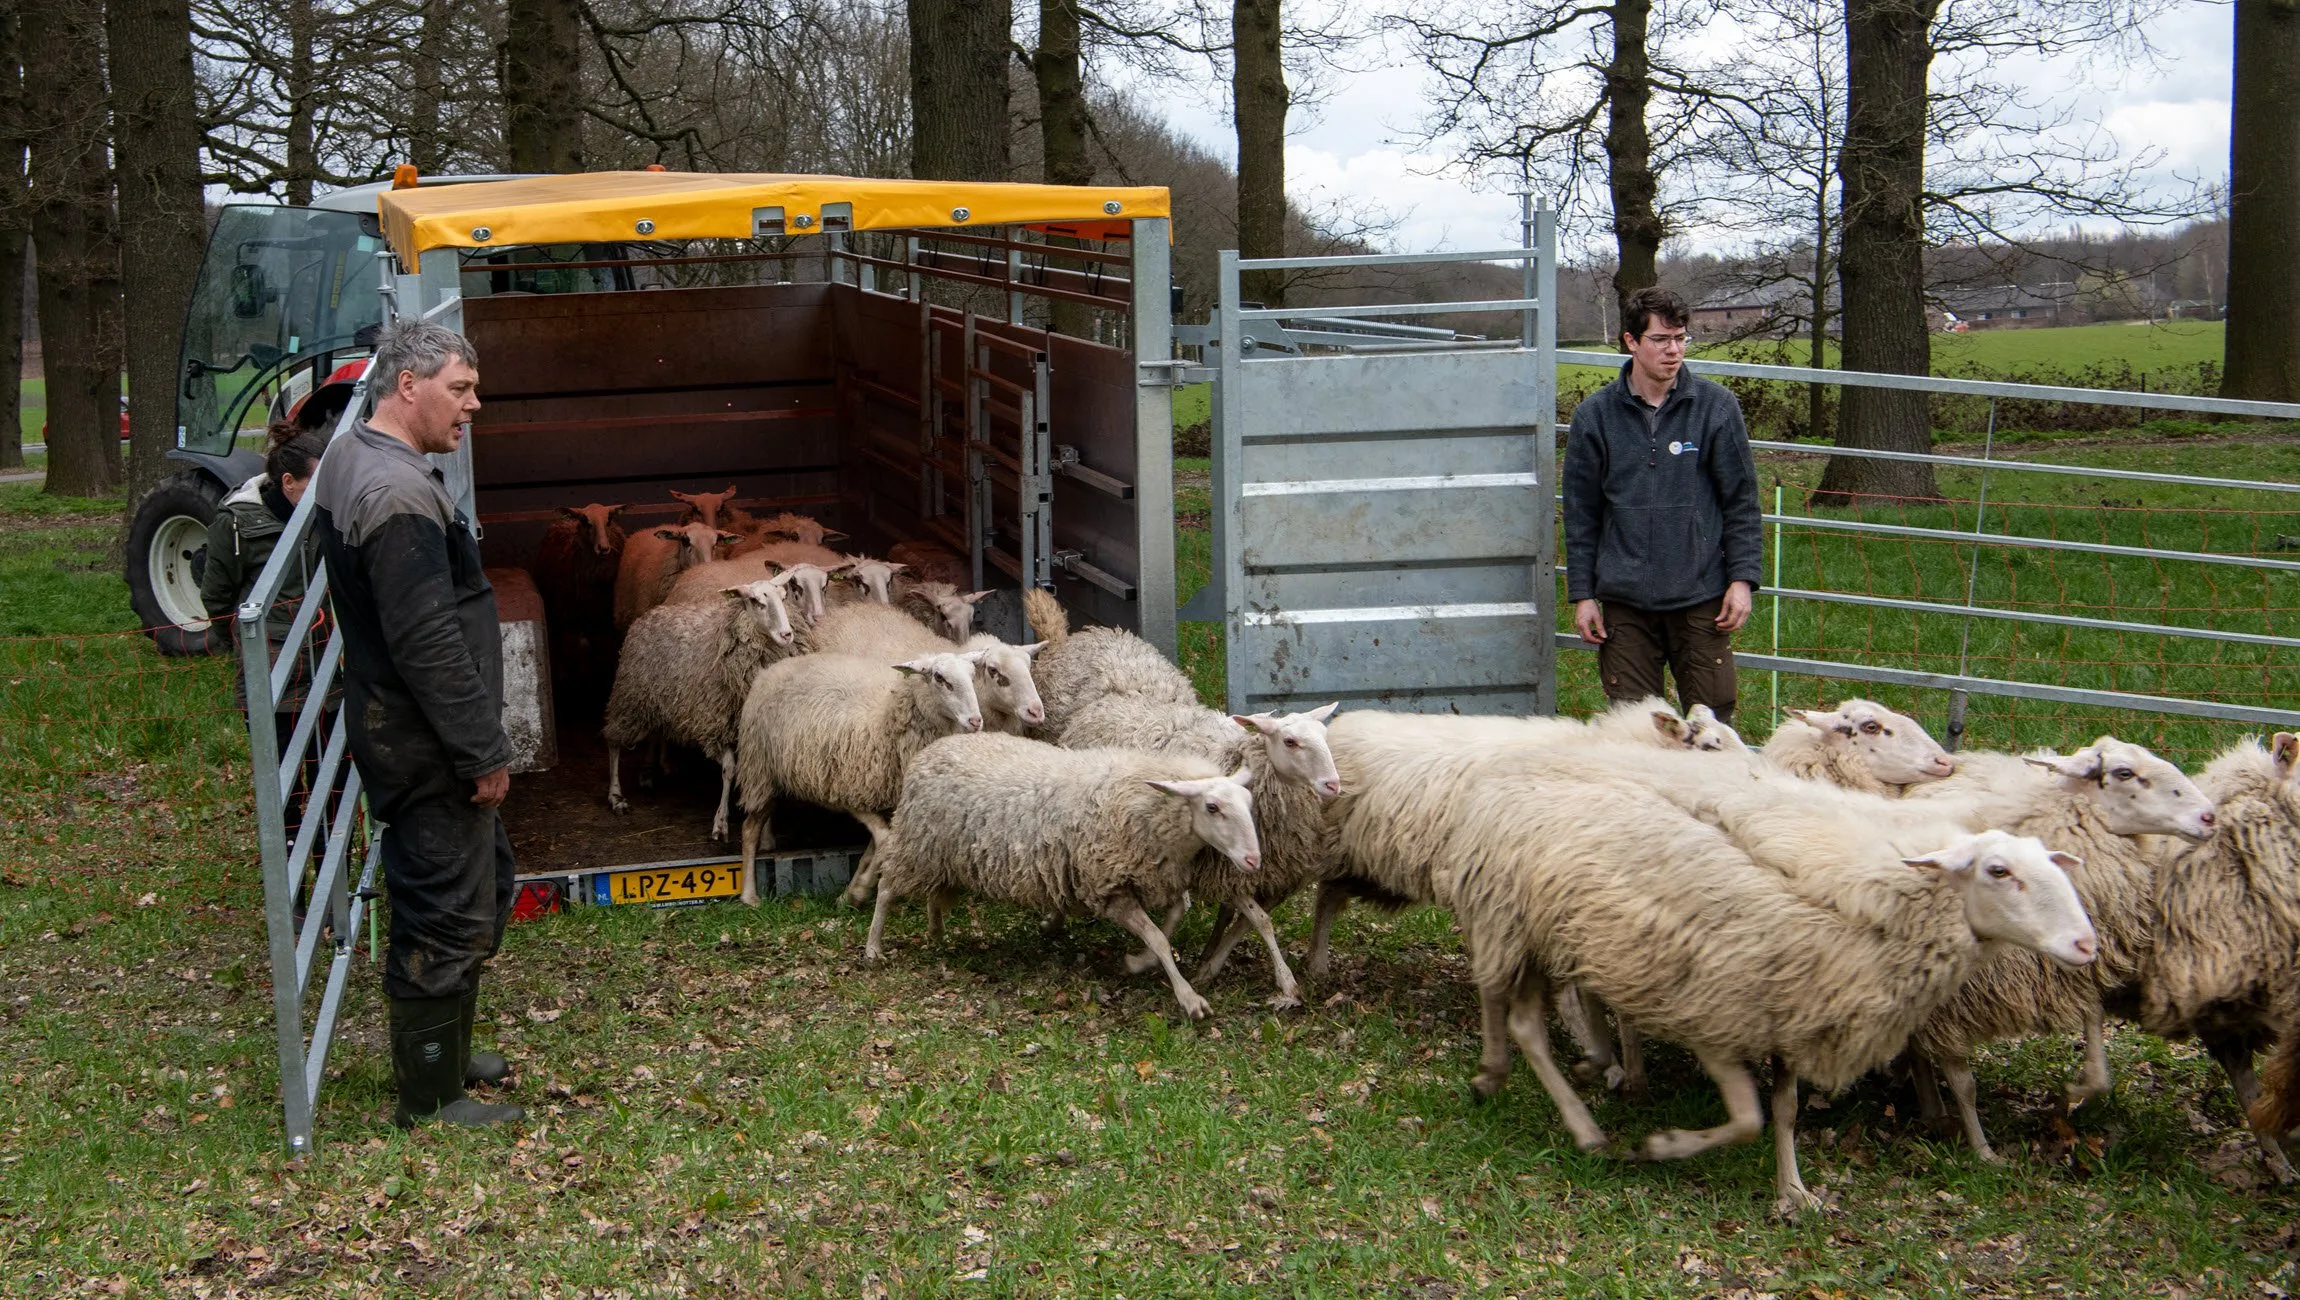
[389,995,525,1129]
[458,987,511,1087]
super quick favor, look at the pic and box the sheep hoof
[1176,991,1212,1021]
[1571,1059,1601,1085]
[2264,1152,2298,1186]
[1772,1188,1824,1220]
[1469,1071,1508,1102]
[1602,1064,1626,1091]
[607,794,630,815]
[1642,1130,1704,1161]
[1265,990,1302,1012]
[1972,1145,2004,1166]
[709,818,729,843]
[839,881,874,909]
[1619,1078,1652,1106]
[1039,914,1067,936]
[1122,950,1162,976]
[1302,957,1330,981]
[2065,1083,2106,1110]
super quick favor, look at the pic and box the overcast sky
[1114,2,2234,258]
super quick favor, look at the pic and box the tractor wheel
[127,472,226,655]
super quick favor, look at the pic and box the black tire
[126,472,227,655]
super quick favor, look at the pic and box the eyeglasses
[1638,332,1691,351]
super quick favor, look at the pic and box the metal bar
[1517,193,1535,351]
[275,633,342,804]
[241,562,309,1158]
[293,745,362,992]
[1030,352,1054,587]
[1750,439,2300,494]
[1055,550,1137,599]
[845,250,1129,309]
[1237,247,1545,271]
[886,225,1135,266]
[1007,244,1025,325]
[966,318,989,590]
[1055,453,1134,498]
[1131,217,1177,654]
[1531,209,1558,716]
[1558,347,2300,420]
[1955,401,2001,681]
[476,407,836,437]
[460,249,802,273]
[265,560,330,704]
[1555,634,2300,728]
[1768,510,2300,572]
[1216,249,1246,712]
[1239,298,1543,322]
[1768,584,2300,649]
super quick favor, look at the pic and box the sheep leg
[1226,894,1301,1010]
[1124,895,1192,976]
[1304,882,1352,980]
[1503,969,1609,1151]
[709,749,736,843]
[1616,1020,1650,1103]
[2207,1036,2300,1186]
[839,811,891,908]
[1643,1051,1763,1161]
[1771,1068,1822,1218]
[1107,896,1211,1022]
[864,875,896,962]
[1559,984,1616,1086]
[2066,1005,2112,1109]
[1937,1053,2002,1163]
[636,740,659,790]
[738,798,775,907]
[926,890,949,945]
[1907,1052,1950,1131]
[607,747,631,815]
[1472,978,1513,1100]
[1193,905,1250,982]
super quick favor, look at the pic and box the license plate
[595,863,745,907]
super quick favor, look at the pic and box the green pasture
[5,433,2300,1293]
[1566,320,2226,378]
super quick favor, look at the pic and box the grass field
[7,435,2300,1294]
[1564,320,2227,377]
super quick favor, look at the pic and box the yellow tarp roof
[377,172,1171,269]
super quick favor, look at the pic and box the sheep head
[726,578,796,647]
[1683,703,1747,753]
[1232,703,1342,798]
[670,486,741,528]
[896,651,987,734]
[2024,736,2217,842]
[838,557,903,604]
[973,640,1046,727]
[758,512,847,547]
[1905,830,2096,969]
[561,503,626,554]
[1791,699,1954,784]
[775,563,833,623]
[1148,766,1261,871]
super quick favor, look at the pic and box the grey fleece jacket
[1562,361,1764,611]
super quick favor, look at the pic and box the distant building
[1690,283,1834,339]
[1938,284,2067,330]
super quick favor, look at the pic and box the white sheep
[664,558,839,622]
[1021,587,1199,737]
[802,600,1046,737]
[827,556,904,608]
[1058,698,1343,1007]
[1759,699,1956,794]
[898,580,990,641]
[864,732,1262,1021]
[1438,763,2095,1216]
[2139,731,2300,1184]
[735,648,988,907]
[603,575,799,841]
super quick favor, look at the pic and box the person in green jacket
[202,424,331,819]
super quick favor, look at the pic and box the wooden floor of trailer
[500,713,865,877]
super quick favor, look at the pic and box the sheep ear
[822,528,849,541]
[1902,849,1974,877]
[718,531,742,546]
[1304,702,1339,723]
[2274,732,2299,774]
[1232,712,1278,735]
[669,490,696,503]
[1146,778,1205,798]
[653,527,682,540]
[2047,850,2083,872]
[559,505,583,519]
[1688,703,1717,723]
[963,590,992,604]
[1013,640,1046,658]
[2027,750,2104,780]
[1652,711,1690,742]
[884,562,908,573]
[892,659,930,677]
[607,503,628,517]
[1228,764,1253,788]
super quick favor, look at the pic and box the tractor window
[178,205,383,455]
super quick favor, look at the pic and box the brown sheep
[613,520,738,631]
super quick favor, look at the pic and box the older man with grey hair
[316,319,523,1129]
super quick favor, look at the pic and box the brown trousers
[1596,594,1738,724]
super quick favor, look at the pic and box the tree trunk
[22,0,119,498]
[2223,0,2300,403]
[1033,0,1092,334]
[409,0,450,175]
[1821,0,1940,503]
[1232,0,1286,306]
[1604,0,1659,323]
[503,0,584,173]
[0,0,27,473]
[284,0,316,206]
[906,0,1012,182]
[1807,187,1832,441]
[108,0,206,507]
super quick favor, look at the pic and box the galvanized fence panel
[1205,213,1559,715]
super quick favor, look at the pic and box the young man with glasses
[1561,286,1762,724]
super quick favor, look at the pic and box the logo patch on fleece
[1669,440,1698,456]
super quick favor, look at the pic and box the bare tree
[1230,0,1283,303]
[1403,0,1717,317]
[2223,0,2299,403]
[109,0,209,504]
[23,0,121,498]
[0,0,27,473]
[910,0,1013,179]
[504,0,584,170]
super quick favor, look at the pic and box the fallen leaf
[1134,1060,1155,1081]
[527,1007,563,1024]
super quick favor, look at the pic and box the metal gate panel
[1210,219,1557,717]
